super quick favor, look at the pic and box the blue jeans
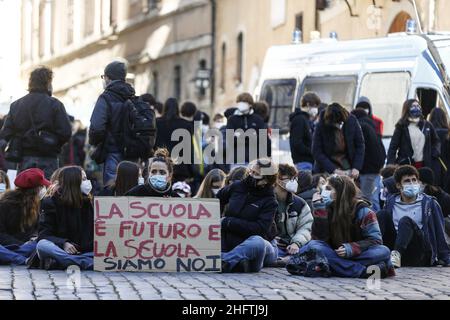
[36,240,94,270]
[103,153,123,186]
[371,175,382,212]
[299,240,391,278]
[222,236,278,273]
[0,242,37,265]
[295,162,313,172]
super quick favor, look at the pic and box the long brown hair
[1,187,41,231]
[58,166,85,208]
[398,99,422,126]
[327,175,360,248]
[196,169,226,198]
[324,103,350,126]
[113,161,140,196]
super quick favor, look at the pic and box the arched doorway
[388,11,413,33]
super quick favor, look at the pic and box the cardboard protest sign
[94,197,221,273]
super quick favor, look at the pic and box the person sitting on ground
[0,169,50,266]
[195,169,226,199]
[312,173,328,192]
[379,165,398,209]
[0,170,11,195]
[274,164,313,260]
[377,165,450,268]
[172,181,192,198]
[37,166,94,270]
[300,174,394,278]
[219,159,278,273]
[126,149,179,198]
[224,166,248,186]
[99,161,140,197]
[297,170,315,210]
[418,167,450,218]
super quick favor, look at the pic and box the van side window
[359,72,411,137]
[260,79,297,134]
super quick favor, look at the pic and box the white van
[255,33,450,164]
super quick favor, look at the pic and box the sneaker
[360,262,389,279]
[267,257,289,268]
[391,250,402,269]
[43,258,61,271]
[26,251,40,270]
[234,259,251,273]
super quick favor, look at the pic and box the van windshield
[299,76,357,110]
[435,41,450,78]
[359,72,411,137]
[260,79,297,133]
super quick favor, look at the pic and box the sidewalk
[1,266,450,300]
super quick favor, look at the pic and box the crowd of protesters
[0,62,448,279]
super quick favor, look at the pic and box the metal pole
[210,0,216,109]
[410,0,424,34]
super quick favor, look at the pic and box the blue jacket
[383,193,450,265]
[312,112,365,174]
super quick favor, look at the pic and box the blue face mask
[149,175,168,190]
[321,189,334,206]
[402,184,421,198]
[409,106,422,119]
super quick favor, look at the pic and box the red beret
[14,168,51,189]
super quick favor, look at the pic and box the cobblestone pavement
[0,266,449,300]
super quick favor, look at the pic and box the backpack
[286,248,332,278]
[121,97,156,159]
[103,95,157,160]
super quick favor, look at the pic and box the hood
[383,176,399,195]
[105,80,135,100]
[355,96,373,116]
[351,108,371,120]
[289,108,309,122]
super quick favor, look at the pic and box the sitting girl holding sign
[36,166,94,270]
[126,149,179,198]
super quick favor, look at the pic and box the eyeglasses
[101,75,105,80]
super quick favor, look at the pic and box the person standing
[428,107,450,189]
[0,67,72,179]
[351,109,386,203]
[312,103,365,178]
[387,100,440,172]
[289,92,321,171]
[355,96,384,137]
[89,61,155,186]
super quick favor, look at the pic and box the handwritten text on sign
[94,197,221,272]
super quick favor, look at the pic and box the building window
[236,33,243,85]
[174,65,182,101]
[152,71,159,100]
[295,13,303,42]
[66,0,74,45]
[84,0,95,37]
[220,43,226,91]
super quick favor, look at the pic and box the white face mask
[39,187,47,200]
[214,121,226,129]
[0,183,6,193]
[81,180,93,195]
[237,102,251,114]
[308,107,319,118]
[212,188,221,196]
[102,79,108,90]
[285,179,299,194]
[138,177,145,186]
[177,193,186,198]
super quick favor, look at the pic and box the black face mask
[245,175,265,189]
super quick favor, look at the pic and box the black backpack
[286,248,332,277]
[120,97,157,159]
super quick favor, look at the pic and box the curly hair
[28,66,53,93]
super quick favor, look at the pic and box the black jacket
[0,202,38,246]
[126,183,180,198]
[289,109,313,164]
[425,187,450,218]
[352,109,386,174]
[98,185,116,197]
[0,91,72,157]
[387,120,440,169]
[435,128,449,188]
[89,81,136,154]
[226,112,270,164]
[218,178,278,252]
[312,112,365,174]
[38,195,94,253]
